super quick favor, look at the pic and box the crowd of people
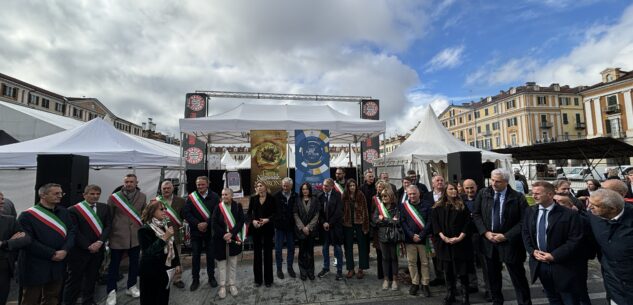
[0,168,632,305]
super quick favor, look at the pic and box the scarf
[149,217,176,267]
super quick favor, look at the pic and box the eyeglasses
[160,208,166,211]
[381,195,390,198]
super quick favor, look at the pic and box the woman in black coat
[212,187,245,299]
[247,181,276,287]
[432,182,472,305]
[138,199,180,305]
[293,182,320,281]
[372,188,401,291]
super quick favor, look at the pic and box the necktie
[492,192,501,232]
[538,208,548,251]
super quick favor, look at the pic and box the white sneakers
[106,290,117,305]
[382,280,389,290]
[218,286,227,299]
[229,285,238,297]
[391,281,398,291]
[125,285,140,298]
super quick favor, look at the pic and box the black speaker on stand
[447,151,484,190]
[36,154,89,207]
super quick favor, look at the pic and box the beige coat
[108,190,147,249]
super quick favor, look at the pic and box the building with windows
[581,68,633,144]
[0,72,172,142]
[439,82,585,150]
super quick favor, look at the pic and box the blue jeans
[107,246,140,293]
[321,233,343,273]
[275,229,295,271]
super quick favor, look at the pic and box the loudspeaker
[447,152,484,189]
[36,154,89,207]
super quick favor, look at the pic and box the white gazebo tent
[220,150,240,170]
[377,106,513,185]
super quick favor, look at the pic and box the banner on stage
[360,99,380,174]
[294,130,330,193]
[250,130,287,194]
[182,93,208,170]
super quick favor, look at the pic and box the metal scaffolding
[194,90,371,103]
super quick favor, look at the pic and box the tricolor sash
[373,196,391,219]
[218,202,247,243]
[156,196,183,226]
[110,192,142,226]
[75,201,103,237]
[334,181,345,195]
[26,204,67,238]
[402,201,425,230]
[188,192,211,220]
[238,223,248,243]
[401,193,409,204]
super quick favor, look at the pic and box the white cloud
[425,45,465,72]
[0,0,437,135]
[466,3,633,88]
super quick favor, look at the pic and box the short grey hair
[222,187,234,196]
[591,189,624,212]
[491,169,510,182]
[281,177,293,185]
[405,185,420,194]
[602,179,628,197]
[553,179,571,189]
[161,180,173,187]
[38,183,62,196]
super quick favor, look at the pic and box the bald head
[602,179,628,197]
[463,179,477,199]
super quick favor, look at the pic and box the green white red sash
[238,223,248,242]
[334,181,345,195]
[373,196,391,218]
[188,192,211,220]
[75,201,103,237]
[403,201,425,230]
[401,193,409,204]
[219,202,247,243]
[26,204,67,238]
[110,192,142,226]
[156,196,182,226]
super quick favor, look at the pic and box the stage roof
[492,137,633,161]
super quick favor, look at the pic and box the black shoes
[255,282,262,287]
[317,269,329,278]
[190,279,200,291]
[409,285,419,296]
[209,277,218,288]
[484,290,492,302]
[277,270,285,279]
[308,274,315,281]
[265,283,272,287]
[422,285,431,297]
[288,268,296,278]
[173,281,185,289]
[300,274,307,281]
[335,272,344,281]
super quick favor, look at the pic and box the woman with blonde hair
[138,199,180,305]
[247,181,276,287]
[372,188,401,291]
[431,183,472,305]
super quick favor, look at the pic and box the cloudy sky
[1,0,632,136]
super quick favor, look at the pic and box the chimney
[551,83,560,91]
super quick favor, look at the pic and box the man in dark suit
[63,185,112,305]
[0,200,30,305]
[588,189,633,305]
[473,169,531,305]
[183,176,219,291]
[18,183,75,305]
[407,170,430,194]
[522,181,583,305]
[397,177,413,204]
[273,177,298,279]
[379,172,398,194]
[424,174,446,286]
[317,178,344,281]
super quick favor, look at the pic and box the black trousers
[190,236,215,280]
[63,249,104,305]
[486,247,532,305]
[139,266,169,305]
[252,229,274,285]
[0,259,11,305]
[297,236,315,277]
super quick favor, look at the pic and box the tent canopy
[0,118,182,168]
[382,106,511,164]
[0,101,83,141]
[220,150,240,170]
[179,103,386,144]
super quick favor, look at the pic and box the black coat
[0,215,30,277]
[294,196,320,239]
[399,200,432,244]
[273,190,297,231]
[589,204,633,305]
[138,224,180,305]
[211,202,245,260]
[318,191,344,245]
[431,204,472,262]
[183,190,219,238]
[247,194,276,236]
[67,202,111,253]
[360,183,377,216]
[472,186,528,264]
[372,203,401,244]
[522,204,583,292]
[17,204,75,286]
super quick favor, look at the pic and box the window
[492,122,500,130]
[29,94,39,105]
[541,114,547,123]
[607,95,618,106]
[474,111,480,119]
[506,99,516,109]
[459,117,463,124]
[468,128,473,136]
[537,96,547,105]
[55,102,64,112]
[563,113,568,124]
[484,109,489,116]
[605,119,612,134]
[574,97,579,106]
[468,114,472,121]
[477,126,481,133]
[460,131,464,139]
[511,134,517,145]
[41,98,50,108]
[558,97,570,106]
[73,108,83,119]
[495,137,500,147]
[507,117,518,127]
[469,141,475,147]
[493,105,498,114]
[485,124,490,132]
[2,84,18,99]
[575,113,581,123]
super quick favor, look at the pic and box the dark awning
[492,137,633,161]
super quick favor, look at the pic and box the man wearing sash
[18,183,75,305]
[334,168,347,195]
[106,174,147,305]
[158,180,186,288]
[64,184,112,305]
[400,185,433,297]
[183,176,219,291]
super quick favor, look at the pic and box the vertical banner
[360,99,380,174]
[294,130,330,193]
[250,130,287,194]
[182,93,208,170]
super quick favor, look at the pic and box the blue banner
[294,130,330,193]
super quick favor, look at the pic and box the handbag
[383,223,404,243]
